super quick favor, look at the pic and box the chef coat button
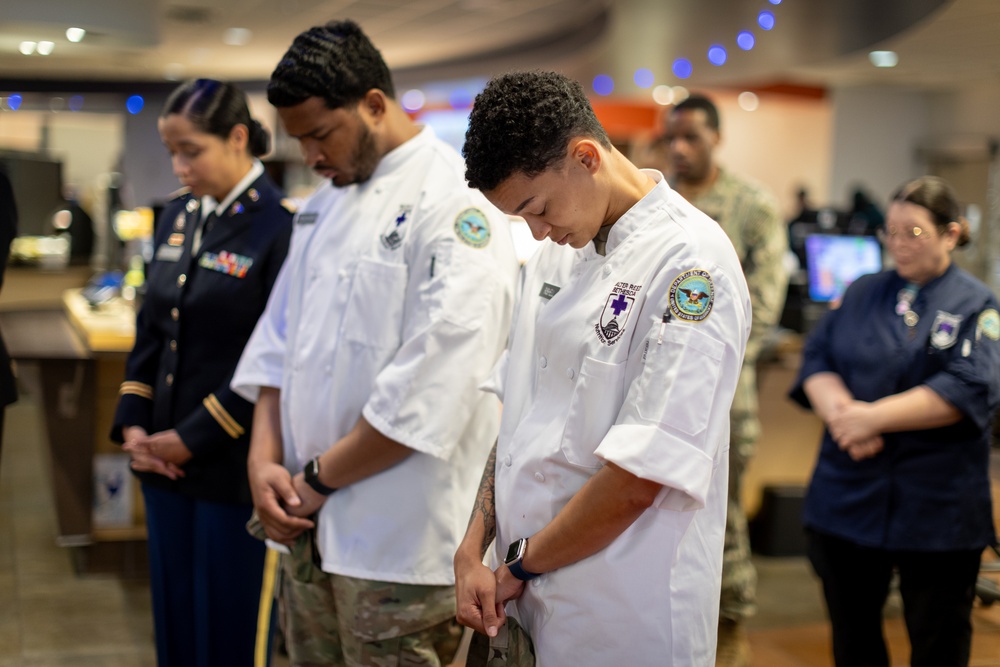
[171,307,179,321]
[504,454,512,467]
[169,339,177,352]
[338,269,348,279]
[603,264,612,277]
[566,368,575,379]
[534,472,545,482]
[165,373,174,386]
[539,356,547,369]
[176,273,187,287]
[531,577,542,587]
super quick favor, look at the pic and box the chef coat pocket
[560,356,626,469]
[637,325,724,436]
[342,258,408,349]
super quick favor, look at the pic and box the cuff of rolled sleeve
[595,423,713,512]
[923,375,985,430]
[361,403,448,460]
[230,371,282,403]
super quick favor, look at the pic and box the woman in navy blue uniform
[790,176,999,667]
[111,79,293,667]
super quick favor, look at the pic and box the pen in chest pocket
[657,309,672,345]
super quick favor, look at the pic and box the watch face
[505,539,524,565]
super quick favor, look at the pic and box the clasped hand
[826,401,884,461]
[122,427,191,480]
[455,558,525,638]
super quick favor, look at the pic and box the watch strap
[305,457,337,496]
[507,557,540,581]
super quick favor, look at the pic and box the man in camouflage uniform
[665,94,789,667]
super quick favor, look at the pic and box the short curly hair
[268,19,395,110]
[463,71,610,192]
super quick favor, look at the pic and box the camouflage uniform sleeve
[739,190,789,365]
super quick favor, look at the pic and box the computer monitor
[805,234,882,302]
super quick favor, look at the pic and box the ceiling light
[652,85,674,106]
[19,41,36,55]
[37,41,55,56]
[869,50,899,67]
[401,89,425,112]
[66,27,86,42]
[738,92,760,111]
[223,28,252,46]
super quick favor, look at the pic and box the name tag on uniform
[296,212,318,225]
[155,244,184,262]
[539,283,561,300]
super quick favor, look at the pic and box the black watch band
[504,538,541,581]
[304,456,337,496]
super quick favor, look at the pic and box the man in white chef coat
[454,70,751,666]
[232,20,518,666]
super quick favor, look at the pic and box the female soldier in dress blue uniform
[111,79,293,667]
[790,176,999,667]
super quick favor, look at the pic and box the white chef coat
[232,126,518,585]
[492,171,751,666]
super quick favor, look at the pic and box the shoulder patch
[281,198,298,214]
[978,308,1000,341]
[668,269,715,322]
[454,207,491,248]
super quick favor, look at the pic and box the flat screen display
[805,234,882,302]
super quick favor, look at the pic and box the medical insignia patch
[454,208,491,248]
[930,310,962,349]
[669,269,714,322]
[596,281,641,345]
[977,308,999,341]
[381,205,412,250]
[199,250,254,278]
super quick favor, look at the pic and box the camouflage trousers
[720,407,759,622]
[276,541,461,667]
[466,617,535,667]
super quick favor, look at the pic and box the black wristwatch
[504,538,541,581]
[304,456,337,496]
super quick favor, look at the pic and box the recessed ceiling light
[66,27,86,42]
[37,41,55,56]
[223,27,252,46]
[869,50,899,67]
[19,41,36,55]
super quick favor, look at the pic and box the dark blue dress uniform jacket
[111,173,293,505]
[790,264,999,552]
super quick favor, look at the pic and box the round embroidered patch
[669,269,715,322]
[978,308,1000,341]
[454,208,491,248]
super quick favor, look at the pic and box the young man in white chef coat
[454,70,752,666]
[232,20,518,665]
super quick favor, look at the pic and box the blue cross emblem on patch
[596,281,641,345]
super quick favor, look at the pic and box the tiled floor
[1,360,999,665]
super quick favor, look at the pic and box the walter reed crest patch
[668,269,715,322]
[930,310,962,350]
[596,281,641,345]
[380,205,412,250]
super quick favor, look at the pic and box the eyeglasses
[877,225,931,243]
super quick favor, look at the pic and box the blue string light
[126,95,144,114]
[707,45,728,66]
[737,31,756,51]
[68,95,84,111]
[7,94,22,111]
[592,74,614,96]
[758,10,775,30]
[633,68,655,89]
[672,58,693,79]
